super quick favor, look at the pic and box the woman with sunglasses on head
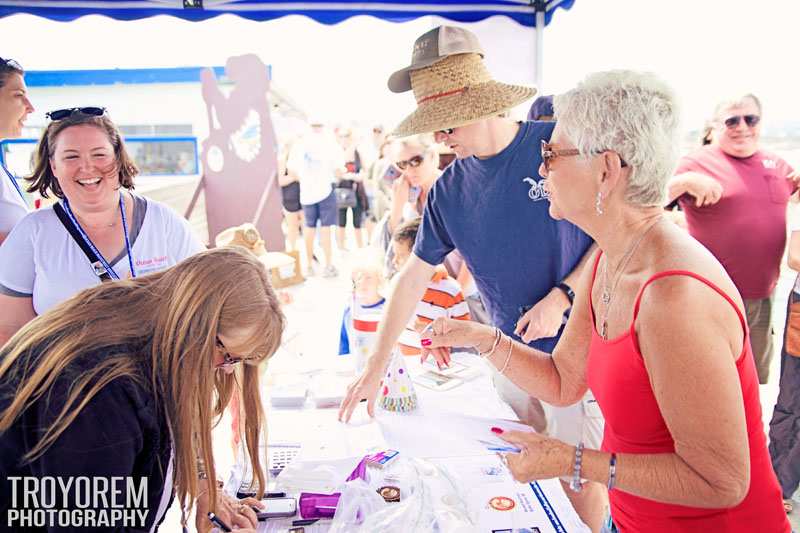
[420,72,790,532]
[0,107,205,346]
[0,247,283,532]
[0,57,35,246]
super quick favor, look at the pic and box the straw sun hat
[389,26,536,137]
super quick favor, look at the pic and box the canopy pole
[534,1,545,91]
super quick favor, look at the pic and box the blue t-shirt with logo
[414,121,593,354]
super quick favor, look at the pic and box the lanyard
[62,193,136,280]
[1,161,26,204]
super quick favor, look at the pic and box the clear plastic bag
[329,457,477,533]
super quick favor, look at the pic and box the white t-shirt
[0,194,205,315]
[0,163,29,236]
[287,132,343,205]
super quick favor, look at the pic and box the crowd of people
[1,19,799,532]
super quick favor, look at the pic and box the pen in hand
[207,512,232,533]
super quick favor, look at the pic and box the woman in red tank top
[420,71,790,532]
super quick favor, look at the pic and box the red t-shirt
[676,146,795,299]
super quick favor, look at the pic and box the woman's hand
[497,430,574,482]
[195,487,264,533]
[419,317,495,367]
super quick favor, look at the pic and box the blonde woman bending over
[0,247,285,533]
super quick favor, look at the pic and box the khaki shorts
[744,296,775,385]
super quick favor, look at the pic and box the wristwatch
[555,282,575,306]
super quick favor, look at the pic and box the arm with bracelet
[421,244,755,510]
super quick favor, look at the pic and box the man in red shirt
[667,94,798,384]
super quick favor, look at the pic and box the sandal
[784,498,794,514]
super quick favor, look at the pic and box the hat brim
[391,81,536,137]
[388,55,451,94]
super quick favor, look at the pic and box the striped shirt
[399,267,470,355]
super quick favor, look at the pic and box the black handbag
[335,181,357,209]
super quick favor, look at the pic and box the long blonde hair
[0,247,285,517]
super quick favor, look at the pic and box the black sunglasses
[45,107,107,121]
[723,114,760,129]
[395,154,425,170]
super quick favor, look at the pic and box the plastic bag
[329,457,476,533]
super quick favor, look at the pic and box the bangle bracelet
[479,327,502,359]
[569,442,584,493]
[498,335,513,375]
[607,453,617,491]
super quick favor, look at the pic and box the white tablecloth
[237,352,589,532]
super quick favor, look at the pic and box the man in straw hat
[339,26,604,529]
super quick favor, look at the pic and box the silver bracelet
[498,335,513,375]
[479,327,502,360]
[607,453,617,491]
[569,442,584,493]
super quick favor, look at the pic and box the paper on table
[431,455,591,533]
[378,411,534,458]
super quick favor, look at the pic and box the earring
[595,192,604,215]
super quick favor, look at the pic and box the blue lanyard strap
[1,162,26,204]
[62,193,136,280]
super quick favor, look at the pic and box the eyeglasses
[540,140,580,172]
[541,140,628,172]
[395,154,425,171]
[0,57,22,71]
[45,107,107,121]
[215,336,256,368]
[437,128,455,136]
[723,114,760,129]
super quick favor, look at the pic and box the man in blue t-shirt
[338,26,603,529]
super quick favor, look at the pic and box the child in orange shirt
[391,217,470,355]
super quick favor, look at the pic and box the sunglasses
[723,114,760,129]
[45,107,107,121]
[540,140,628,172]
[0,57,22,71]
[215,336,256,368]
[395,154,425,171]
[437,128,455,136]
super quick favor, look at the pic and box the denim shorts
[302,190,337,228]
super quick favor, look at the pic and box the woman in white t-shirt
[0,57,35,245]
[0,108,205,345]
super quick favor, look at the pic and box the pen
[207,512,232,532]
[292,518,319,526]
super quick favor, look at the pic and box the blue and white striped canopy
[0,0,575,26]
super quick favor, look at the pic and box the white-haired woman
[420,71,789,532]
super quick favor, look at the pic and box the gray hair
[553,70,680,207]
[712,93,762,121]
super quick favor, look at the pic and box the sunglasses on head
[0,57,22,71]
[45,107,107,121]
[395,154,425,171]
[723,114,760,129]
[540,140,628,172]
